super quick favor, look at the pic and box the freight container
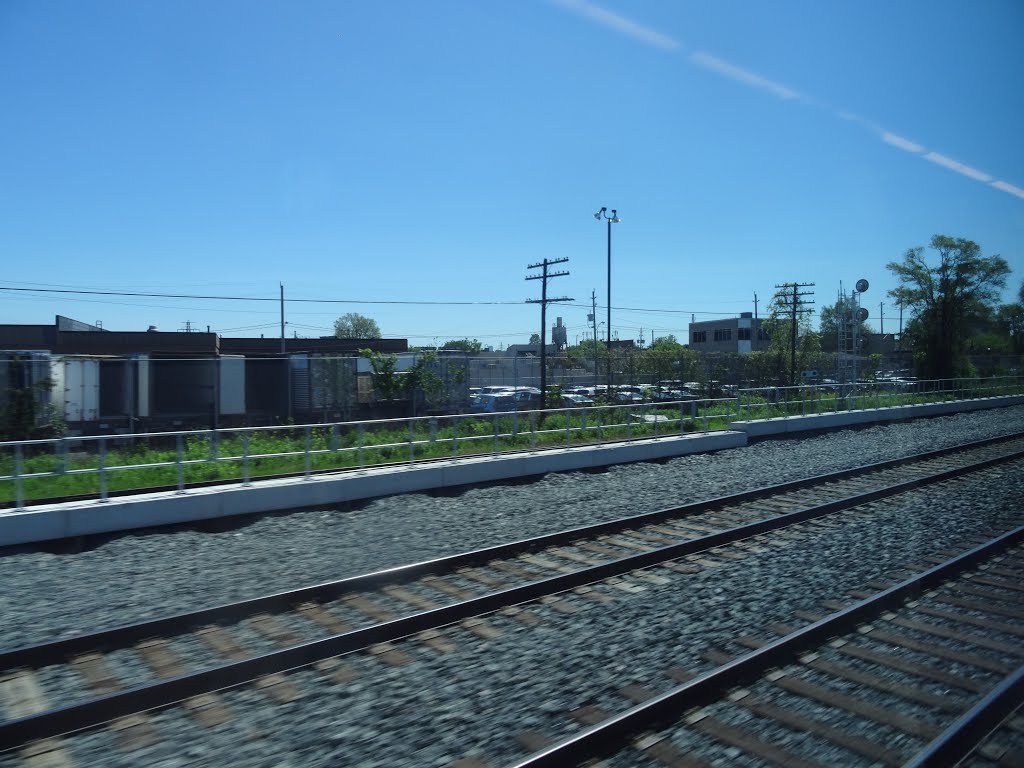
[219,355,245,416]
[63,357,100,422]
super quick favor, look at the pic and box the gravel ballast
[2,405,1024,652]
[7,452,1021,768]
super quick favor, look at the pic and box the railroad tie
[248,613,302,646]
[19,738,75,768]
[71,654,159,749]
[296,602,354,635]
[499,606,542,626]
[254,673,303,703]
[688,711,821,768]
[367,642,414,667]
[419,575,478,600]
[735,692,905,767]
[568,704,609,725]
[313,657,361,685]
[0,672,74,768]
[136,639,234,727]
[416,629,459,654]
[513,730,555,752]
[633,732,712,768]
[456,567,509,589]
[343,594,397,623]
[460,618,503,640]
[572,585,615,604]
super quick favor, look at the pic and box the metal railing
[2,377,1021,511]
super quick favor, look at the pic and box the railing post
[530,411,537,450]
[408,419,415,463]
[99,438,109,502]
[565,408,571,446]
[209,429,218,463]
[14,444,25,511]
[492,415,499,455]
[451,416,459,458]
[57,439,68,476]
[357,423,365,468]
[175,433,185,493]
[330,424,338,453]
[242,431,251,486]
[304,426,312,479]
[626,406,633,442]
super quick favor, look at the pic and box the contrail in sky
[549,0,1023,201]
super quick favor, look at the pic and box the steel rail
[1,450,1022,751]
[2,433,1021,674]
[901,664,1024,768]
[506,524,1024,768]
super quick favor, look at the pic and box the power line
[0,286,522,306]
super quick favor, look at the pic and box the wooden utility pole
[774,282,815,386]
[527,258,572,410]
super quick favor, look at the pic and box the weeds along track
[507,529,1024,768]
[0,433,1023,764]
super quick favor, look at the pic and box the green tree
[887,235,1010,378]
[403,351,444,416]
[763,287,820,385]
[359,348,400,400]
[440,338,482,355]
[818,297,873,353]
[334,313,381,339]
[528,333,541,345]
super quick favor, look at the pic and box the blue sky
[2,0,1021,348]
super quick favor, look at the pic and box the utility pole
[753,292,759,351]
[527,258,572,411]
[280,283,286,354]
[590,290,599,389]
[898,297,904,349]
[880,302,885,335]
[774,282,815,386]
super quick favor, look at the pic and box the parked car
[561,393,595,407]
[613,391,644,404]
[469,393,516,413]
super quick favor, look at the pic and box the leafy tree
[994,301,1024,353]
[763,287,820,385]
[359,348,400,400]
[887,235,1010,378]
[818,297,873,353]
[528,333,541,345]
[403,351,444,416]
[440,338,482,355]
[334,313,381,339]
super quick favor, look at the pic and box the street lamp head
[610,209,621,223]
[594,207,606,220]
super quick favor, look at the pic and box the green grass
[3,383,1021,505]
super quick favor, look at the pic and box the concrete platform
[0,430,746,548]
[3,394,1021,548]
[729,394,1024,437]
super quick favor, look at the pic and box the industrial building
[688,312,768,353]
[0,316,408,436]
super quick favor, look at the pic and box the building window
[737,328,751,341]
[692,331,707,344]
[713,328,732,342]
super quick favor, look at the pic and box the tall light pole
[594,207,620,391]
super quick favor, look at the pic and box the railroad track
[507,529,1024,768]
[1,434,1023,765]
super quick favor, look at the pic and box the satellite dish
[856,307,870,322]
[855,279,869,293]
